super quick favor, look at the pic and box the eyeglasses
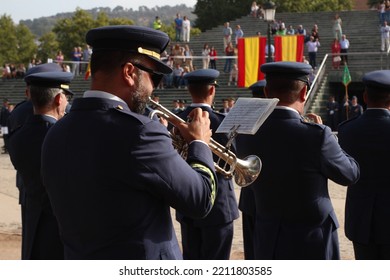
[131,63,164,88]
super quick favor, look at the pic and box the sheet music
[216,97,279,135]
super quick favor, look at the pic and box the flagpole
[345,84,349,120]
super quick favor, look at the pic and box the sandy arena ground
[0,146,354,260]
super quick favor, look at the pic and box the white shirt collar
[83,90,126,104]
[190,103,211,108]
[42,114,58,121]
[275,105,300,115]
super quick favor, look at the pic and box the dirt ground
[0,144,354,260]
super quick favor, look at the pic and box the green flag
[342,64,351,86]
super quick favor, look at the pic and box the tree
[95,11,110,27]
[0,15,19,66]
[53,9,95,60]
[37,32,59,63]
[53,9,135,60]
[95,10,134,26]
[193,0,253,31]
[0,15,36,66]
[15,24,37,65]
[107,18,135,26]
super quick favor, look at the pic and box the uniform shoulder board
[300,118,325,130]
[110,103,156,125]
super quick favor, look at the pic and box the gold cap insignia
[138,47,160,59]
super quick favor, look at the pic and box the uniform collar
[190,103,211,108]
[275,105,300,115]
[84,90,127,105]
[42,114,58,121]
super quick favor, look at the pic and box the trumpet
[148,98,262,187]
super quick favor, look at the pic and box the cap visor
[151,57,172,74]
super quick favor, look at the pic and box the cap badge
[60,84,70,90]
[138,47,160,59]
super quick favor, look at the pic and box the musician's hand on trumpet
[304,113,323,124]
[148,97,261,187]
[158,116,169,127]
[169,108,212,145]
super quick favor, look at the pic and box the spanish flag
[237,36,266,88]
[84,62,91,80]
[274,35,304,62]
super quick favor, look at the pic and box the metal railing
[303,50,390,114]
[304,54,328,114]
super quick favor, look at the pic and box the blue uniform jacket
[239,108,359,259]
[41,97,217,260]
[338,109,390,245]
[7,100,33,204]
[8,114,63,259]
[176,106,239,227]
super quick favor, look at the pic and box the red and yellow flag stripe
[274,35,304,62]
[237,36,266,88]
[84,62,91,80]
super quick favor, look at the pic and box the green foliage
[16,24,37,64]
[0,15,36,66]
[21,5,194,39]
[161,23,176,41]
[22,17,57,38]
[2,1,359,66]
[53,9,95,60]
[107,18,135,26]
[37,32,59,63]
[193,0,254,31]
[95,12,110,27]
[159,22,201,42]
[0,15,19,65]
[53,9,135,60]
[191,27,202,37]
[93,12,135,27]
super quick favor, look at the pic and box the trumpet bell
[147,97,262,187]
[234,155,262,187]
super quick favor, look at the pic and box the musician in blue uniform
[237,79,266,260]
[338,70,390,259]
[40,25,217,260]
[7,63,65,259]
[8,71,74,259]
[176,69,239,260]
[249,80,266,98]
[7,64,64,136]
[239,62,360,259]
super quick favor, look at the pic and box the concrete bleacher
[0,10,385,115]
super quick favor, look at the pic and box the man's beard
[130,71,151,114]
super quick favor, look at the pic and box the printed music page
[216,97,279,135]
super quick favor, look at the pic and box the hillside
[17,0,371,38]
[19,4,195,37]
